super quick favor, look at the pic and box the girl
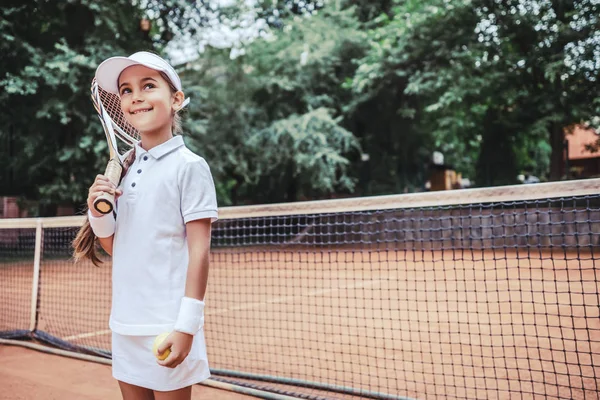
[73,51,218,400]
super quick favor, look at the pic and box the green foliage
[245,108,359,200]
[0,0,154,214]
[4,0,600,214]
[181,7,366,204]
[350,0,600,186]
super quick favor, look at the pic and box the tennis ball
[152,332,172,361]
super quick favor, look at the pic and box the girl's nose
[132,91,144,103]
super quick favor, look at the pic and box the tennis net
[1,179,600,399]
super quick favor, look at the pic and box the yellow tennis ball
[152,332,172,361]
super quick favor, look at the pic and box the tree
[0,0,156,214]
[345,0,443,192]
[350,0,600,186]
[180,7,366,204]
[7,0,597,214]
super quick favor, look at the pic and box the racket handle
[93,159,123,215]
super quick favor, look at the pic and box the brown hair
[72,70,184,265]
[159,71,184,135]
[72,150,136,266]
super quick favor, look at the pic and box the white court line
[63,329,111,341]
[206,276,394,316]
[60,278,393,338]
[306,277,393,297]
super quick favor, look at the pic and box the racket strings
[97,86,141,144]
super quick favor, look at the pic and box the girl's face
[118,65,182,134]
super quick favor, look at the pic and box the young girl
[73,51,218,400]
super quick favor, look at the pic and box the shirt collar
[135,135,185,160]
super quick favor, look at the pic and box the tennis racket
[90,78,140,214]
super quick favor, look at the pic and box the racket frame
[90,79,136,215]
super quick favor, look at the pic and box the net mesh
[1,182,600,399]
[0,226,35,336]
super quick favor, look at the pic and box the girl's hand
[87,174,122,217]
[156,331,193,368]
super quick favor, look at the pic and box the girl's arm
[87,174,121,256]
[157,218,212,368]
[183,218,212,300]
[157,158,217,368]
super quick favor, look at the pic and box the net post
[29,218,43,332]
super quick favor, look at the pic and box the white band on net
[174,297,205,334]
[88,210,116,238]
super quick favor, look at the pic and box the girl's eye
[120,88,131,95]
[143,83,155,90]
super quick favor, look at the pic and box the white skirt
[111,330,211,391]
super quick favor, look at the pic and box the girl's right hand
[87,174,122,218]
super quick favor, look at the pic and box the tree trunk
[549,123,564,181]
[285,164,297,202]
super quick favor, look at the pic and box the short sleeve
[179,158,218,224]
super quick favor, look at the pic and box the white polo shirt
[110,135,218,335]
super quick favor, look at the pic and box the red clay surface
[2,249,600,399]
[0,345,256,400]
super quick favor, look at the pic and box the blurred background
[1,0,599,217]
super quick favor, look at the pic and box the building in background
[0,197,25,218]
[0,197,74,218]
[564,125,600,179]
[427,151,472,191]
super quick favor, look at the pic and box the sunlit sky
[165,0,265,65]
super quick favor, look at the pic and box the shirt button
[132,182,136,187]
[137,169,142,174]
[143,156,148,161]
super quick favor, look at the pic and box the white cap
[95,51,185,95]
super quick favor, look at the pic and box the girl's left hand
[157,331,193,368]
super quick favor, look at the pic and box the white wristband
[87,210,116,238]
[174,297,205,334]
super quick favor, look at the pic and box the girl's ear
[172,90,185,112]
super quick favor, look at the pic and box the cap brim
[95,57,142,94]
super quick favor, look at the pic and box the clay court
[0,344,256,400]
[2,246,600,399]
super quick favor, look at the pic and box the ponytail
[173,112,182,135]
[72,148,137,265]
[72,218,103,266]
[158,71,184,136]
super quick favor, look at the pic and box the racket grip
[93,159,123,215]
